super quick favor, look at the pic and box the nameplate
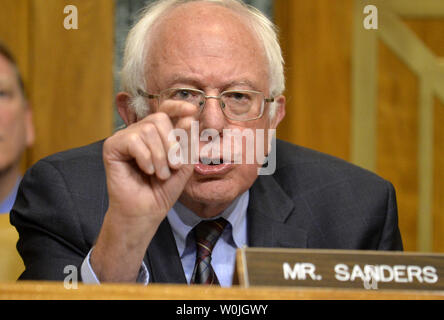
[234,248,444,291]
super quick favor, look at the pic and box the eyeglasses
[137,87,274,121]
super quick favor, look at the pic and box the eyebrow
[168,76,201,88]
[167,76,259,91]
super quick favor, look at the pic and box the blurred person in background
[0,42,34,213]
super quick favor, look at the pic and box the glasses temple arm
[137,89,159,99]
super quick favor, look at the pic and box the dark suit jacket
[10,139,403,282]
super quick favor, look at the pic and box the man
[0,43,34,213]
[11,0,402,286]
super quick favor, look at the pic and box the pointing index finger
[158,100,200,120]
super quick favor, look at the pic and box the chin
[180,165,259,215]
[183,177,241,206]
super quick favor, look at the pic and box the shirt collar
[167,190,249,257]
[0,177,21,213]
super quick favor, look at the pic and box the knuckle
[128,132,140,144]
[140,123,156,136]
[154,111,170,122]
[154,150,166,162]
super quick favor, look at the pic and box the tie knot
[194,217,228,256]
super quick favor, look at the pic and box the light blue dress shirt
[81,191,249,286]
[0,178,20,214]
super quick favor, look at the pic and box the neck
[0,163,20,202]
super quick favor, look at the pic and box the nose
[198,96,226,133]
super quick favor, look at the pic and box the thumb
[162,164,194,199]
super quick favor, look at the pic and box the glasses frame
[137,87,274,121]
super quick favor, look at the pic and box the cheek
[5,111,25,137]
[227,122,273,163]
[0,107,27,155]
[0,108,14,129]
[0,100,25,128]
[234,164,260,186]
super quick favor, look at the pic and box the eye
[223,91,253,104]
[0,89,11,98]
[177,90,192,99]
[169,89,199,100]
[228,92,248,100]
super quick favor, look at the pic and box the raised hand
[91,100,199,282]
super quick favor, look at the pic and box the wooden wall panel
[27,0,114,164]
[275,0,444,252]
[433,98,444,252]
[376,41,419,252]
[375,18,444,252]
[404,20,444,57]
[274,0,353,161]
[0,0,31,172]
[404,19,444,251]
[0,0,29,77]
[0,0,114,168]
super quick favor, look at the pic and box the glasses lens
[221,91,262,120]
[161,88,204,107]
[159,88,265,121]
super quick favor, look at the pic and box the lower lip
[194,162,234,176]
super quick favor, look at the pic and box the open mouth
[199,157,225,165]
[194,157,234,175]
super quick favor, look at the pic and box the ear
[269,95,286,129]
[116,92,138,125]
[24,103,35,147]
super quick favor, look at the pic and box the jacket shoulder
[39,140,104,167]
[274,139,392,194]
[25,140,107,207]
[272,140,401,250]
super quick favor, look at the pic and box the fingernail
[148,164,155,174]
[160,166,171,179]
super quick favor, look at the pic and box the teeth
[200,158,222,165]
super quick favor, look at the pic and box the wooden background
[0,0,442,253]
[275,0,444,253]
[0,0,114,167]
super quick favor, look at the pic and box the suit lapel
[145,219,187,284]
[144,173,308,282]
[247,175,308,248]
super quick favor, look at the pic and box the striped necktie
[191,218,228,285]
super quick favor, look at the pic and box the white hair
[121,0,285,119]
